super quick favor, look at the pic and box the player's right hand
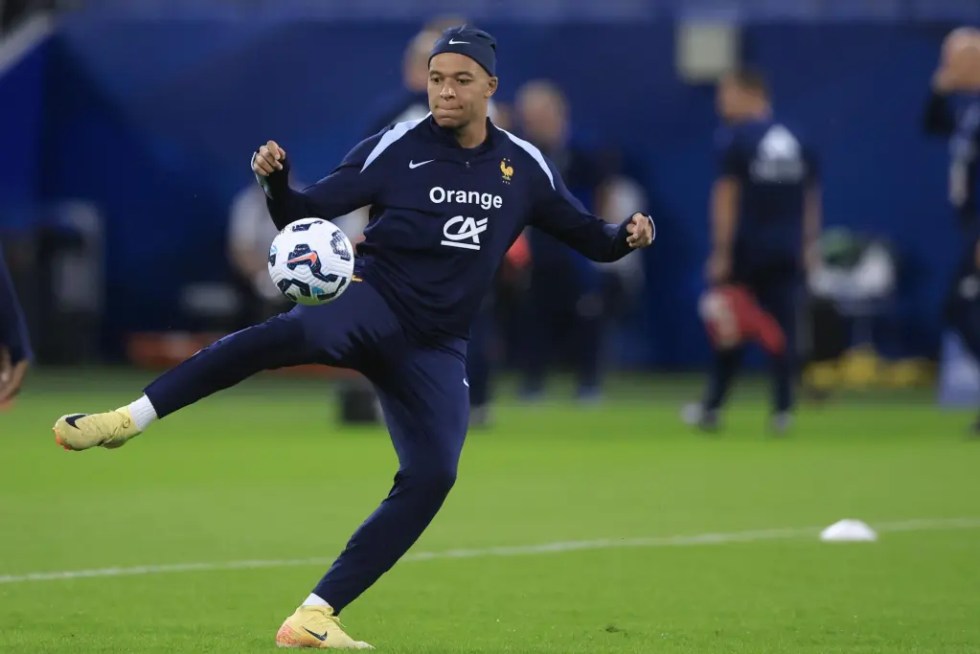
[252,140,287,177]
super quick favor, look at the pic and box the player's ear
[486,76,498,98]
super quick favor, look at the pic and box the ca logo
[441,216,488,251]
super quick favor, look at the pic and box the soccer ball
[268,218,355,306]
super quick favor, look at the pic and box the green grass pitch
[1,369,979,653]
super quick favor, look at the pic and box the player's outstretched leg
[53,312,318,451]
[275,343,469,648]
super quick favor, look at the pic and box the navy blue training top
[261,116,650,340]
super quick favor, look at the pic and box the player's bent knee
[402,460,458,497]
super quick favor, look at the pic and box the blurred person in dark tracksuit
[944,226,980,436]
[514,79,612,402]
[365,26,444,134]
[227,184,291,327]
[923,27,980,232]
[0,248,31,407]
[684,69,821,433]
[367,17,508,136]
[927,28,980,435]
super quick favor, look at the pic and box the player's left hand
[626,213,654,249]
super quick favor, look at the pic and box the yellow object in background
[804,348,935,393]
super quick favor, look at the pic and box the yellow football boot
[53,407,141,451]
[275,605,373,650]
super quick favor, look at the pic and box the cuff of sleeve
[644,214,656,243]
[618,214,655,242]
[252,153,290,199]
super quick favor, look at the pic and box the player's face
[428,53,497,129]
[716,77,745,122]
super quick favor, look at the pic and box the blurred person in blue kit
[926,28,980,435]
[924,27,980,232]
[943,225,980,436]
[228,184,292,326]
[683,69,821,433]
[513,80,620,402]
[365,17,464,134]
[367,16,511,137]
[0,247,31,408]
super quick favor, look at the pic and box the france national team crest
[500,158,513,184]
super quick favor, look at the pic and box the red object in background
[504,232,531,271]
[698,284,786,355]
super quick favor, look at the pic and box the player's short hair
[728,68,770,98]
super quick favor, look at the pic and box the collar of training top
[429,25,497,77]
[425,116,499,153]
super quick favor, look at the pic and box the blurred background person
[0,247,31,407]
[944,225,980,435]
[684,69,821,433]
[929,28,980,433]
[365,16,462,134]
[367,16,509,136]
[466,233,531,427]
[923,27,980,232]
[227,183,291,328]
[513,79,614,402]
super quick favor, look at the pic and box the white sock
[127,395,158,431]
[302,593,329,607]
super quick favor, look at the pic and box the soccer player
[684,68,820,432]
[923,27,980,231]
[52,26,654,649]
[0,248,31,407]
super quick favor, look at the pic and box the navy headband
[429,25,497,76]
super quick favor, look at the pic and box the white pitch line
[1,517,978,586]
